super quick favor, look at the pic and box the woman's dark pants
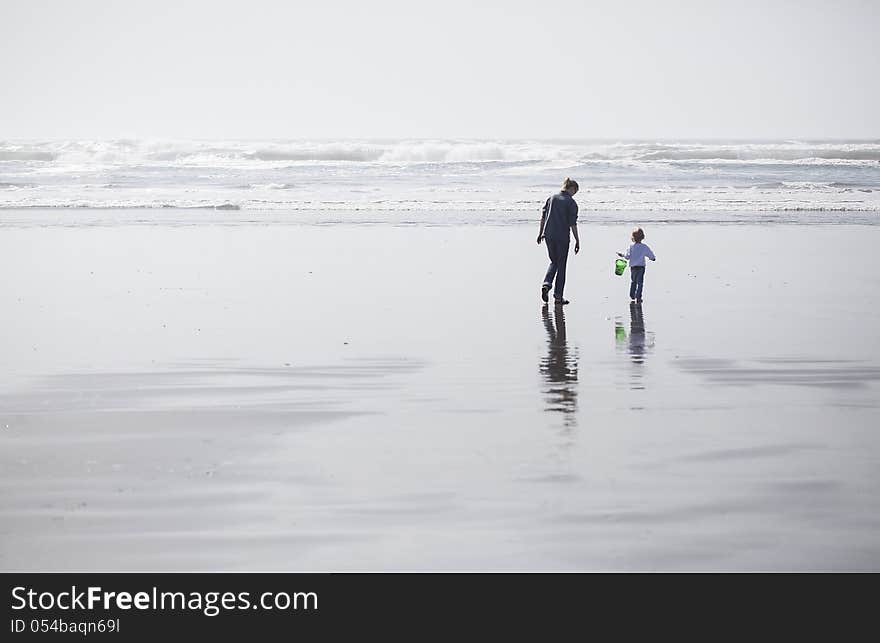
[543,238,570,300]
[630,265,645,299]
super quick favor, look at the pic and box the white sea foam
[1,139,879,220]
[3,138,880,164]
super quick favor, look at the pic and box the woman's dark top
[542,191,579,242]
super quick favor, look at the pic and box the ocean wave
[0,139,564,165]
[246,183,295,190]
[635,147,880,162]
[0,149,57,161]
[245,146,383,162]
[3,139,880,166]
[2,138,878,219]
[0,182,36,189]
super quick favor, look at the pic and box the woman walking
[537,178,581,305]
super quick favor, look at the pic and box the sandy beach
[1,214,879,570]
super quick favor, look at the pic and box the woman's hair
[562,177,579,192]
[631,227,645,243]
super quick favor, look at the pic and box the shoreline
[1,207,879,228]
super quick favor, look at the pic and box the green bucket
[614,258,628,276]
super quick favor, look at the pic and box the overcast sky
[1,0,878,139]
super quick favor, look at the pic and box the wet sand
[1,217,879,570]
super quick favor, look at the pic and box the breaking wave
[4,139,877,166]
[2,139,879,219]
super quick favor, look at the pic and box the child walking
[618,227,656,303]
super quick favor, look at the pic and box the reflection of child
[617,227,656,303]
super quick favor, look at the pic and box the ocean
[2,139,879,224]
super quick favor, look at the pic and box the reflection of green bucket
[615,258,628,276]
[615,322,626,342]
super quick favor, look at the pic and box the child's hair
[562,177,579,192]
[631,227,645,243]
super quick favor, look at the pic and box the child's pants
[542,238,570,300]
[630,265,645,300]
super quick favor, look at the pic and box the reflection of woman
[537,178,581,305]
[540,305,578,421]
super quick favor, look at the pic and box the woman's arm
[537,198,549,244]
